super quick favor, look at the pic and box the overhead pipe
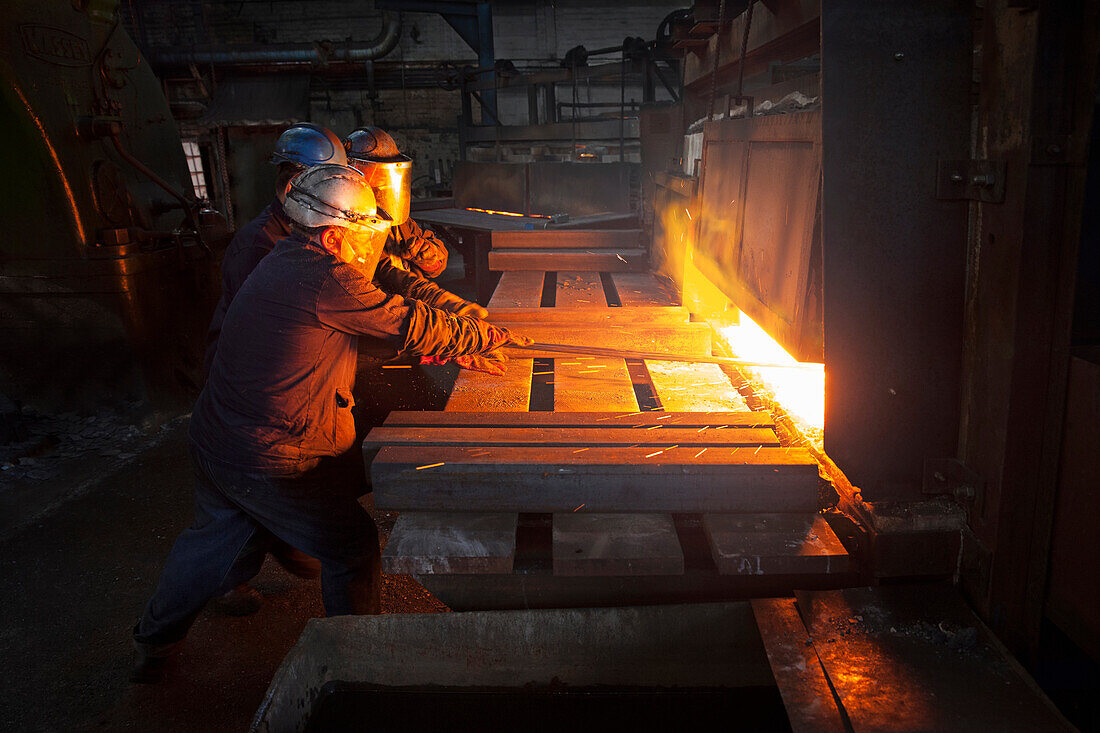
[147,12,401,68]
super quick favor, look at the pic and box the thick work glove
[391,220,448,279]
[454,351,509,376]
[431,290,489,320]
[374,252,487,317]
[418,324,532,376]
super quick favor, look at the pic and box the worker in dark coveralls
[203,123,490,615]
[201,122,345,613]
[206,123,467,374]
[131,164,529,682]
[204,122,347,375]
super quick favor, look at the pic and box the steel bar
[508,341,810,370]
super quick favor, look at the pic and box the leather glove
[455,350,508,376]
[418,325,532,375]
[481,324,532,350]
[397,223,448,279]
[404,236,446,271]
[453,323,533,374]
[432,291,489,320]
[417,350,508,375]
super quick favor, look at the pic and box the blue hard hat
[270,123,348,168]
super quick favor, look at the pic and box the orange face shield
[348,158,413,226]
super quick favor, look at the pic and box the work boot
[131,633,179,685]
[209,583,263,616]
[271,542,321,580]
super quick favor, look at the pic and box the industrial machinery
[0,0,228,414]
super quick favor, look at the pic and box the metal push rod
[510,341,809,369]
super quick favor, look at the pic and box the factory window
[182,140,208,199]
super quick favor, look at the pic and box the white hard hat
[283,164,389,234]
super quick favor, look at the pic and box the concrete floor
[0,418,450,732]
[0,246,480,731]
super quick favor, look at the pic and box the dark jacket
[204,199,292,374]
[189,233,498,475]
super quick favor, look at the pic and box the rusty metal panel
[696,140,748,284]
[694,110,822,362]
[527,162,637,217]
[651,172,695,289]
[740,141,818,329]
[453,162,527,213]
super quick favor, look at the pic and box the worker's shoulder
[325,260,382,299]
[226,202,287,254]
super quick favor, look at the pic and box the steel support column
[379,1,497,123]
[821,1,971,501]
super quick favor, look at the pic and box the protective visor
[348,158,413,225]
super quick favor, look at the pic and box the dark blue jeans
[134,444,380,648]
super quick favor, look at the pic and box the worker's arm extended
[318,262,525,365]
[373,256,488,319]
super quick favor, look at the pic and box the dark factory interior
[1,0,1098,730]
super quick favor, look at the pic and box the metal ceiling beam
[378,0,497,122]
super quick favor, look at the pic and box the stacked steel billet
[365,267,849,600]
[488,229,647,272]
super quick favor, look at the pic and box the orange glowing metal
[464,207,551,218]
[718,311,825,430]
[677,250,825,430]
[13,84,86,244]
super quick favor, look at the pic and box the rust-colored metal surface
[491,229,641,249]
[254,604,774,730]
[488,248,648,272]
[644,361,749,411]
[444,359,533,412]
[382,512,518,575]
[705,514,849,576]
[796,585,1074,732]
[694,110,822,362]
[453,161,528,213]
[380,411,774,428]
[498,322,713,359]
[549,357,637,412]
[488,306,690,326]
[487,271,545,308]
[527,162,637,218]
[751,597,847,733]
[370,444,818,513]
[364,425,780,448]
[552,513,685,576]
